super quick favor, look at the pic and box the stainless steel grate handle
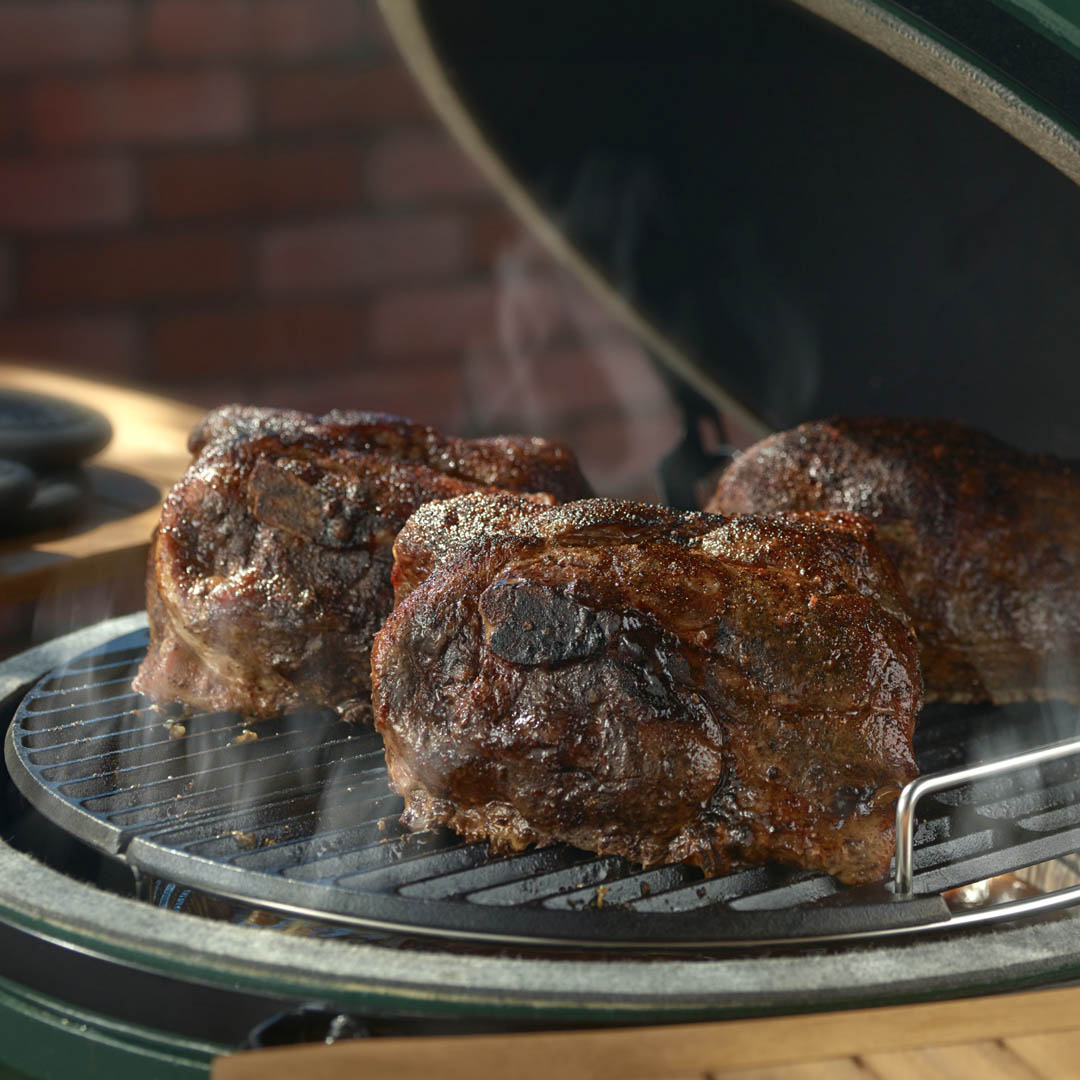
[894,731,1080,898]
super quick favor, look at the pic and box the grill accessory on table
[9,623,1080,949]
[0,389,112,471]
[0,459,35,517]
[0,390,109,537]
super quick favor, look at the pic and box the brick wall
[0,0,682,500]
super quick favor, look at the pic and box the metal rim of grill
[8,617,1080,951]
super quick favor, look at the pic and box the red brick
[0,91,25,146]
[226,360,467,426]
[0,316,140,378]
[560,276,629,334]
[567,339,671,415]
[365,131,493,205]
[260,67,427,133]
[366,281,496,354]
[553,407,680,501]
[31,72,250,146]
[0,244,13,313]
[0,3,133,70]
[258,0,365,58]
[147,145,366,221]
[150,301,367,377]
[465,339,659,424]
[0,158,135,231]
[25,233,250,307]
[470,207,526,266]
[145,0,253,58]
[489,262,580,353]
[493,239,625,337]
[339,0,398,55]
[259,214,467,294]
[147,0,369,59]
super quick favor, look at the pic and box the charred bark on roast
[133,407,591,724]
[372,495,922,885]
[707,416,1080,705]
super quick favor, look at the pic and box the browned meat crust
[133,407,591,724]
[707,417,1080,706]
[188,404,592,498]
[372,495,921,885]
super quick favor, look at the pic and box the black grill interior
[7,628,1080,948]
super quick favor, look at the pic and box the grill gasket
[8,627,1080,949]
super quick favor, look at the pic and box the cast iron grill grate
[7,627,1080,948]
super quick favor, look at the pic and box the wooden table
[0,364,203,605]
[215,984,1080,1079]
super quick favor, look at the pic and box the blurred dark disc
[1,469,91,537]
[0,458,36,516]
[0,389,112,469]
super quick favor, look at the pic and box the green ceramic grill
[7,2,1080,1076]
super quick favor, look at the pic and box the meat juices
[133,407,591,724]
[708,417,1080,705]
[372,495,922,885]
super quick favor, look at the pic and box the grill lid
[8,620,1080,950]
[383,0,1080,456]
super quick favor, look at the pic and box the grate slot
[99,754,385,828]
[568,867,690,911]
[1018,802,1080,832]
[623,867,774,913]
[188,810,403,865]
[467,857,627,908]
[283,829,455,883]
[41,724,366,786]
[974,776,1080,821]
[336,843,491,893]
[543,865,688,911]
[397,847,591,901]
[40,663,141,694]
[17,694,147,731]
[18,705,189,750]
[65,732,371,803]
[912,830,998,872]
[230,815,410,873]
[729,875,839,911]
[23,682,143,714]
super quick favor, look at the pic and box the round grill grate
[7,627,1080,948]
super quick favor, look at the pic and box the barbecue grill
[12,620,1080,950]
[7,1,1080,1076]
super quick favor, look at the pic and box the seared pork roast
[372,495,922,885]
[707,417,1080,705]
[133,407,591,724]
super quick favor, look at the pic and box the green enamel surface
[871,0,1080,145]
[992,0,1080,60]
[0,974,222,1080]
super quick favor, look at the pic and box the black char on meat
[372,493,922,885]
